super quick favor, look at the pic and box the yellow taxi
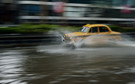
[63,24,121,48]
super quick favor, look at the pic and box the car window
[81,27,89,33]
[89,27,98,33]
[99,26,109,32]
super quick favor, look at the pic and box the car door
[98,26,112,41]
[84,27,100,42]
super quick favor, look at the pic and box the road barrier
[0,34,62,47]
[0,32,134,47]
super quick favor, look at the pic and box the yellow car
[63,24,121,48]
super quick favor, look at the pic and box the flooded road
[0,43,135,84]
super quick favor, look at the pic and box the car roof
[84,24,108,27]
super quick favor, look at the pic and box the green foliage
[0,24,134,34]
[110,26,123,31]
[0,27,18,34]
[110,25,135,32]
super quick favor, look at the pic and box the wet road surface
[0,43,135,84]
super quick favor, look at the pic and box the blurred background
[1,0,135,26]
[1,1,135,84]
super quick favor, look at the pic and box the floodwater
[0,39,135,84]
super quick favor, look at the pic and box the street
[0,43,135,84]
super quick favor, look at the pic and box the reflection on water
[0,50,45,84]
[0,50,26,84]
[0,42,135,84]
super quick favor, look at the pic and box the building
[0,0,18,25]
[1,0,135,25]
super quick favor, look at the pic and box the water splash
[72,34,135,48]
[37,33,135,56]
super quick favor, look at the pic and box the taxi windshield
[81,27,89,33]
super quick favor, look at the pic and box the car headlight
[64,36,71,42]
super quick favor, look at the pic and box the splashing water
[72,34,135,48]
[37,33,135,56]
